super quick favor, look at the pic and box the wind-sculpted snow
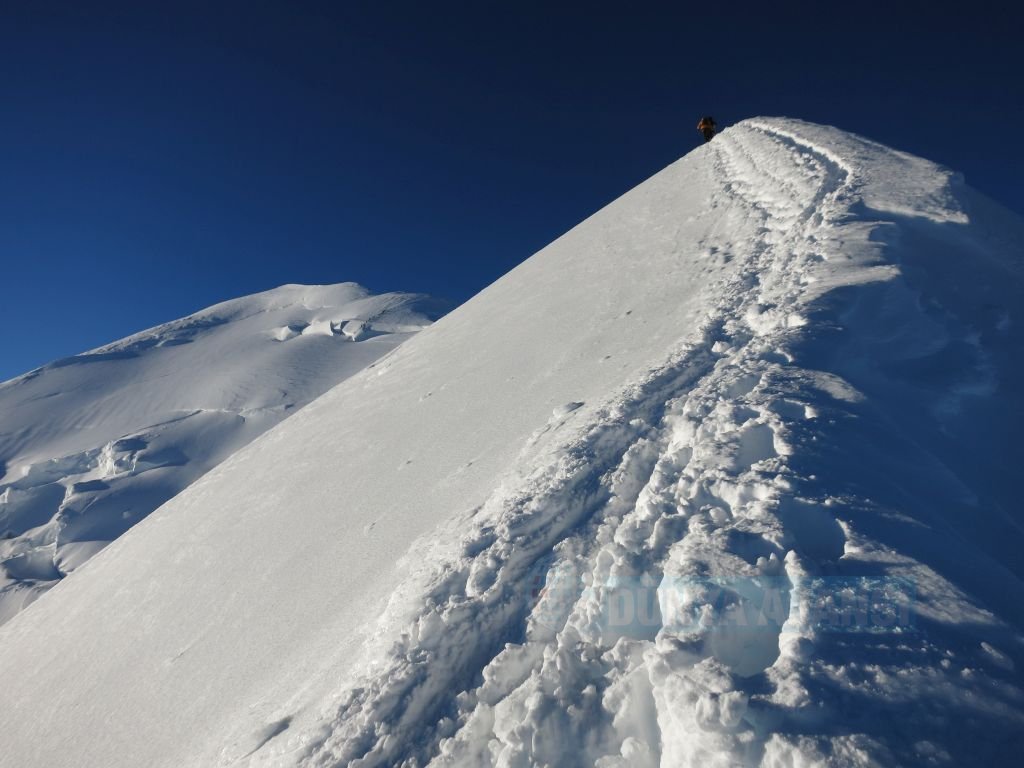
[0,283,443,624]
[1,119,1022,767]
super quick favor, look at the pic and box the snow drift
[1,119,1023,767]
[0,283,443,624]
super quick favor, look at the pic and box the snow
[0,283,444,624]
[2,118,1023,767]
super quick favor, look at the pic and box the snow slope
[1,119,1023,767]
[0,283,443,624]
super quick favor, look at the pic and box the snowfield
[0,283,444,624]
[1,118,1023,767]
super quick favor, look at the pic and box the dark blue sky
[2,1,1022,380]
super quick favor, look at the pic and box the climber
[697,116,717,142]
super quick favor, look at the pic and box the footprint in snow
[551,401,584,420]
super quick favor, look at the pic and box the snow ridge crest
[2,120,1023,768]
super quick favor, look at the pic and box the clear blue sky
[2,0,1021,381]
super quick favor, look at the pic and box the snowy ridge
[0,283,443,624]
[1,119,1022,768]
[258,122,1024,766]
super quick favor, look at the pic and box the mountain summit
[1,119,1022,767]
[0,283,444,623]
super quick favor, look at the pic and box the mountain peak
[0,282,444,623]
[2,121,1022,767]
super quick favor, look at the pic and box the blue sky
[2,0,1022,381]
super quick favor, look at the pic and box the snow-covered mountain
[2,119,1023,767]
[0,283,444,624]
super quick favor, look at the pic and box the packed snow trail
[1,119,1022,768]
[0,284,443,625]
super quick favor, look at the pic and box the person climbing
[697,116,717,142]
